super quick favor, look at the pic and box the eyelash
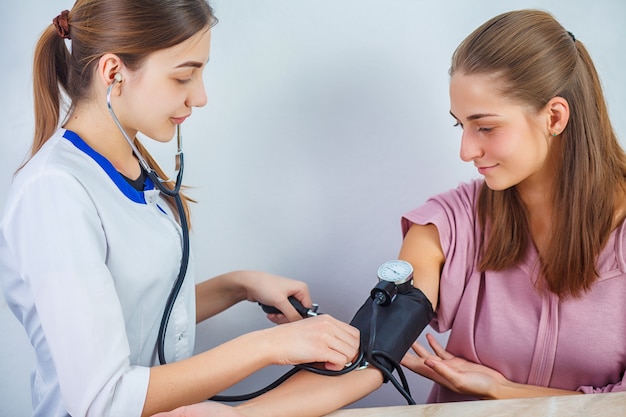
[452,122,493,133]
[176,79,192,84]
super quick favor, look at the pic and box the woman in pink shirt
[398,9,626,403]
[158,8,626,417]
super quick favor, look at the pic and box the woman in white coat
[0,1,359,416]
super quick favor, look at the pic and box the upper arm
[398,223,444,310]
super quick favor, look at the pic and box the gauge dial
[377,260,413,285]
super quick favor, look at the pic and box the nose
[459,131,483,162]
[187,79,208,108]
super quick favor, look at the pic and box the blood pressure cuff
[349,286,434,377]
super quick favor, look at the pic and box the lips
[476,164,497,175]
[171,115,190,125]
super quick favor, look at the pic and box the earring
[551,132,559,137]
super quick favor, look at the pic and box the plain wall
[1,1,624,415]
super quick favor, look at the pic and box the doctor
[0,1,359,416]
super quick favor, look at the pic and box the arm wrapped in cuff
[349,286,434,376]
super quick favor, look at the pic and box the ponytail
[32,24,71,156]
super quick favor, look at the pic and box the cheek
[485,132,520,160]
[132,77,174,107]
[497,128,545,158]
[507,135,550,174]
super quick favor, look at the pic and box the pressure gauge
[377,260,414,285]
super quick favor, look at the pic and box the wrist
[486,380,582,400]
[221,270,255,302]
[487,380,523,400]
[251,327,284,366]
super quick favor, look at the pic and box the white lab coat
[0,129,196,417]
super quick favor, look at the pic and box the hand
[241,271,312,323]
[264,314,360,371]
[401,333,509,399]
[151,401,246,417]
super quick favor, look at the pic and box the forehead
[144,27,212,69]
[449,72,518,115]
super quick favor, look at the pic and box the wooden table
[324,392,626,417]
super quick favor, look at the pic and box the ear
[96,53,125,89]
[545,96,570,137]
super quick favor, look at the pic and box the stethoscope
[106,73,190,366]
[106,74,415,404]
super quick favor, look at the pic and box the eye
[453,121,463,129]
[173,71,195,84]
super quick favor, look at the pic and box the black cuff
[349,286,434,378]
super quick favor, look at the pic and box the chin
[141,127,177,143]
[483,178,513,191]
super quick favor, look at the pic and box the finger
[315,319,361,370]
[400,350,423,368]
[326,329,361,366]
[426,333,455,360]
[411,341,435,359]
[291,290,313,314]
[425,358,459,383]
[415,358,455,388]
[266,313,289,325]
[401,354,444,383]
[274,299,304,322]
[318,315,360,345]
[338,321,361,343]
[321,341,354,371]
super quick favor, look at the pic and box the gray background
[1,0,624,415]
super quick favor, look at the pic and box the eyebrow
[449,111,500,121]
[175,61,205,69]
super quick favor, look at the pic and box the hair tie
[53,10,71,39]
[567,31,576,43]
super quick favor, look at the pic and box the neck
[515,176,555,256]
[65,103,142,180]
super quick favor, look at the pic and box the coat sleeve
[1,168,149,417]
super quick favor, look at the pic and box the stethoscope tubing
[106,77,190,365]
[156,190,190,365]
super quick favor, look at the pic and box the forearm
[490,381,582,400]
[142,329,273,417]
[235,368,384,417]
[195,271,251,323]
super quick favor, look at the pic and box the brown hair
[32,0,217,222]
[450,10,626,297]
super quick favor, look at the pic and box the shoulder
[15,129,90,181]
[438,179,483,207]
[420,179,483,212]
[3,130,97,220]
[402,179,483,230]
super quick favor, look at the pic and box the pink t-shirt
[401,180,626,403]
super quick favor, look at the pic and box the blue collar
[62,129,156,204]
